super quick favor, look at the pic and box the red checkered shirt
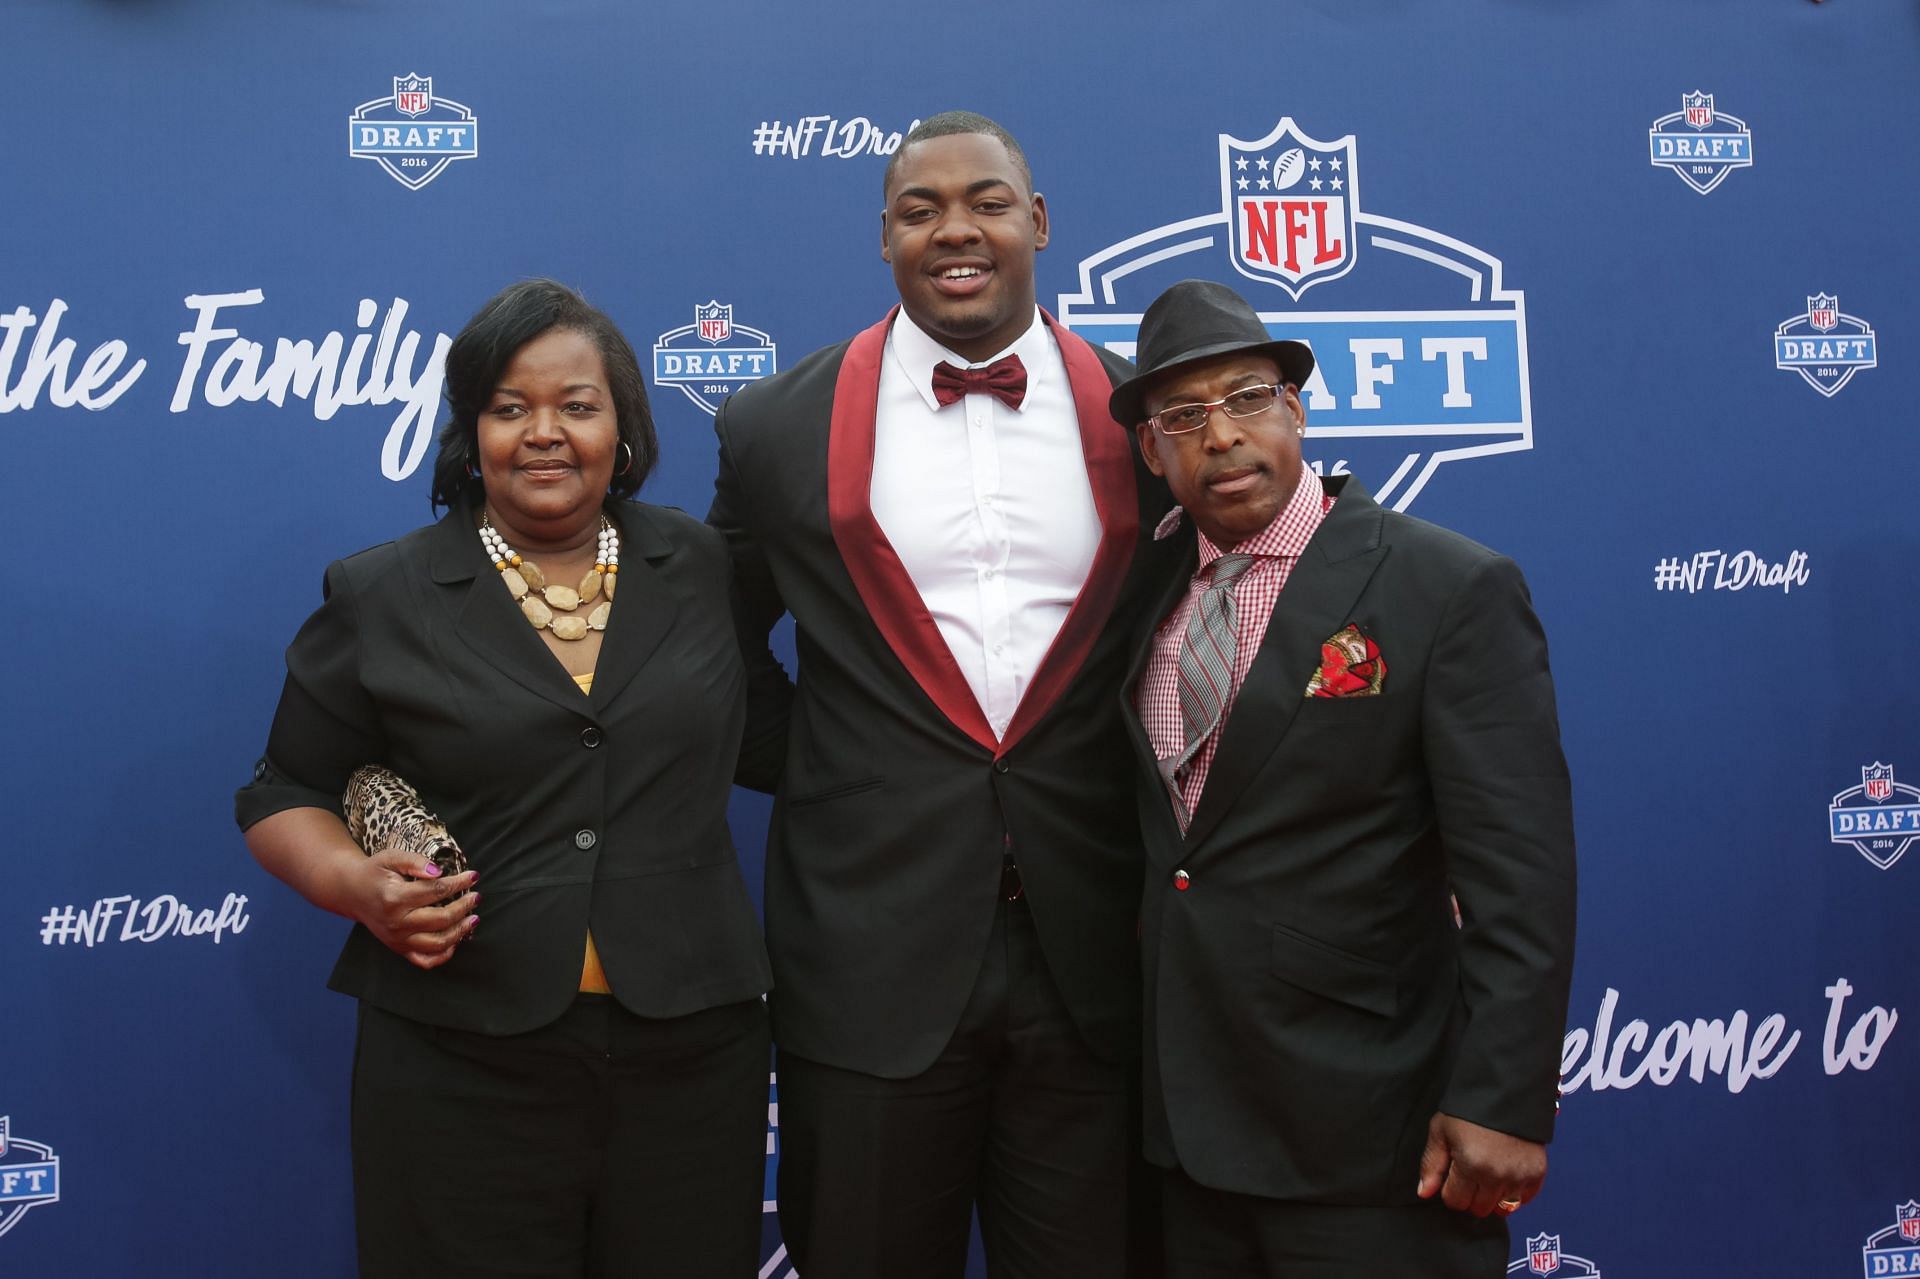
[1136,469,1334,825]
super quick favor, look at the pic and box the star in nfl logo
[1807,293,1839,332]
[1865,763,1895,802]
[1528,1233,1562,1275]
[1683,92,1714,129]
[394,74,432,118]
[696,301,733,345]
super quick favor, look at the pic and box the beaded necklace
[478,512,617,641]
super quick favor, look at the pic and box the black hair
[882,110,1033,200]
[429,278,658,510]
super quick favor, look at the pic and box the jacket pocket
[785,776,886,809]
[1270,922,1399,1018]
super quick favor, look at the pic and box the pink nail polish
[421,863,442,878]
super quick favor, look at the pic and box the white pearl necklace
[478,513,618,641]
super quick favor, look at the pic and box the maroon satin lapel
[997,310,1140,755]
[827,307,1000,753]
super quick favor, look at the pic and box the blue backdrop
[4,2,1917,1274]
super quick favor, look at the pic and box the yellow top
[573,672,611,995]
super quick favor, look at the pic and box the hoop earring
[615,440,635,477]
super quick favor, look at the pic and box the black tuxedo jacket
[1125,476,1576,1203]
[710,308,1176,1077]
[236,500,772,1035]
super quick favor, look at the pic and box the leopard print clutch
[343,765,470,880]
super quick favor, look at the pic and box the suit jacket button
[1173,869,1191,891]
[580,726,602,748]
[574,829,597,850]
[993,759,1010,774]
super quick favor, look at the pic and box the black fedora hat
[1107,279,1315,426]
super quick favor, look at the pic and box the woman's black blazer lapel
[587,504,681,711]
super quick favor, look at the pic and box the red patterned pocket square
[1304,624,1386,698]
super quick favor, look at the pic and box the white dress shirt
[871,309,1100,740]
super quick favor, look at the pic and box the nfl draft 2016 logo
[1776,293,1878,397]
[348,74,479,190]
[652,302,778,415]
[1648,91,1753,194]
[1830,763,1920,870]
[1060,118,1531,511]
[0,1116,61,1241]
[1507,1232,1602,1277]
[1862,1201,1920,1276]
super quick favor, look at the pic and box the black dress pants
[773,894,1151,1278]
[1161,1165,1509,1278]
[351,994,770,1278]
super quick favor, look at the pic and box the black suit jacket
[236,500,772,1035]
[710,308,1177,1077]
[1125,476,1575,1203]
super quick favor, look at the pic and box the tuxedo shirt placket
[871,309,1099,740]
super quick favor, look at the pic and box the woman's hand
[345,850,480,968]
[244,808,480,968]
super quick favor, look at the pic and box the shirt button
[982,567,996,579]
[992,643,1004,655]
[574,829,597,850]
[580,726,602,749]
[1173,869,1191,891]
[252,759,268,781]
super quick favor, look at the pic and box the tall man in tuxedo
[708,112,1171,1277]
[1110,280,1576,1277]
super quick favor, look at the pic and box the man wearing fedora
[1110,279,1577,1275]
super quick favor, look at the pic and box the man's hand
[1415,1112,1546,1217]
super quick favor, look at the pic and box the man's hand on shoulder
[1415,1112,1546,1217]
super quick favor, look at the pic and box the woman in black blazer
[237,280,772,1277]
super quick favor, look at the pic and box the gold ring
[1497,1199,1521,1212]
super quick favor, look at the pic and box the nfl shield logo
[1220,118,1358,300]
[394,74,433,117]
[1527,1233,1561,1275]
[1899,1201,1920,1241]
[1683,92,1714,129]
[1807,293,1839,332]
[1865,763,1895,802]
[696,301,733,345]
[0,1115,9,1159]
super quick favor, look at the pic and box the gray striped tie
[1167,553,1258,790]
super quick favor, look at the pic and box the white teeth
[940,267,982,279]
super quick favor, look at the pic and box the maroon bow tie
[931,355,1028,410]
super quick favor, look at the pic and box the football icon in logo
[1273,147,1306,189]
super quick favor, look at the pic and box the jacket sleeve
[234,561,388,830]
[1422,552,1577,1143]
[708,396,793,794]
